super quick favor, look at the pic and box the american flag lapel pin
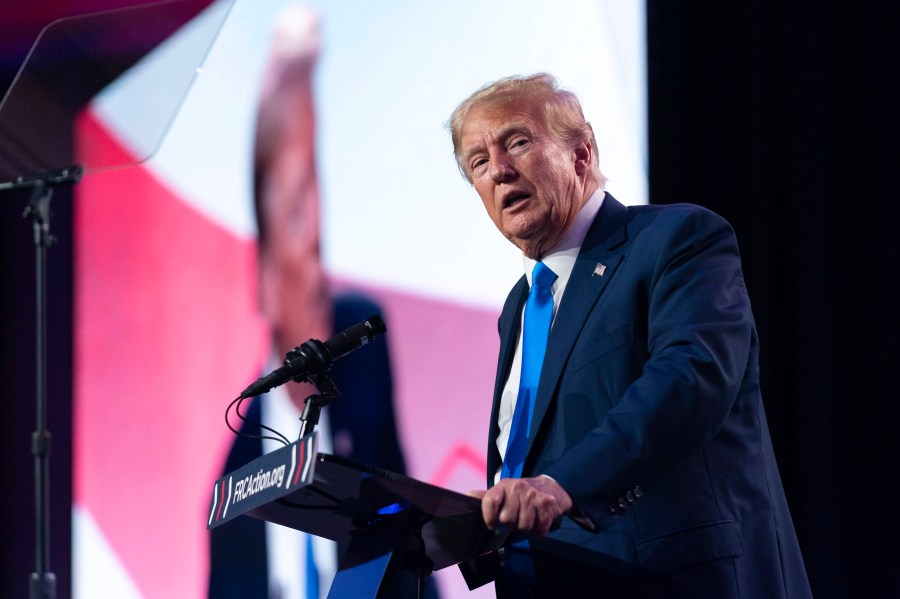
[593,262,607,277]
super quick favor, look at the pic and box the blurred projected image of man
[208,8,411,598]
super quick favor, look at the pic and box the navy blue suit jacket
[488,195,811,597]
[208,294,408,598]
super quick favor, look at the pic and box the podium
[208,432,505,597]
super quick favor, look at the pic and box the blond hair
[448,73,604,185]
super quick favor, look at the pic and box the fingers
[498,484,530,531]
[481,483,507,530]
[479,477,572,537]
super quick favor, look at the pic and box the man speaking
[450,74,811,598]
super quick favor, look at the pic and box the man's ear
[573,140,593,177]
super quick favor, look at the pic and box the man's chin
[502,221,542,251]
[508,236,547,260]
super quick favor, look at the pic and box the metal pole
[26,180,57,599]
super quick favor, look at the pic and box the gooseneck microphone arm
[236,315,387,439]
[238,314,386,400]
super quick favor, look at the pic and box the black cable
[225,395,291,447]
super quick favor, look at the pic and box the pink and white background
[71,1,646,597]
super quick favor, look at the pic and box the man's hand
[471,476,573,537]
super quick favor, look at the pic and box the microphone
[238,315,386,399]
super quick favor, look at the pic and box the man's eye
[471,158,488,170]
[510,137,530,150]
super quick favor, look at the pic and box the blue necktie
[305,534,319,599]
[501,261,557,479]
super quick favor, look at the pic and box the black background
[2,1,897,597]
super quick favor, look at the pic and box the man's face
[460,100,589,258]
[258,86,330,356]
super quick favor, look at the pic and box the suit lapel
[494,279,528,401]
[525,195,629,464]
[487,277,528,483]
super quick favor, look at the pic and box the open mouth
[503,192,531,210]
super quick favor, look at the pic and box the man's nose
[490,156,516,182]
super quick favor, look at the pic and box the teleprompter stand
[207,432,506,597]
[0,3,235,597]
[0,167,83,599]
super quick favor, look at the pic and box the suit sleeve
[543,206,754,531]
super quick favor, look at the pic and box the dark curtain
[648,1,899,597]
